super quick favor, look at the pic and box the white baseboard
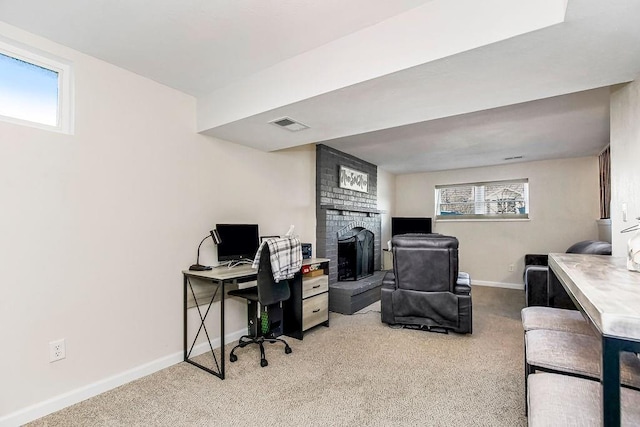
[472,280,524,291]
[0,328,247,427]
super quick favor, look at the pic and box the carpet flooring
[28,286,526,426]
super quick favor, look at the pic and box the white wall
[0,23,316,423]
[610,79,640,256]
[395,157,600,286]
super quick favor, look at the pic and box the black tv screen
[215,224,260,262]
[391,217,432,236]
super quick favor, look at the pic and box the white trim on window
[435,178,529,221]
[0,38,74,134]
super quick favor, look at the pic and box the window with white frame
[0,40,73,134]
[435,179,529,220]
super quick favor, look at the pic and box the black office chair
[228,244,293,367]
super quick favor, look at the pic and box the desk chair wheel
[261,359,268,367]
[285,346,292,354]
[229,354,238,363]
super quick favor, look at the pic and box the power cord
[219,259,255,269]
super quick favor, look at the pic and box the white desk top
[183,263,256,281]
[182,257,330,281]
[549,253,640,341]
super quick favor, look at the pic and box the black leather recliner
[381,234,472,334]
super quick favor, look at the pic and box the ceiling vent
[269,116,309,132]
[504,155,523,161]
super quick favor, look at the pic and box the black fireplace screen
[338,228,374,281]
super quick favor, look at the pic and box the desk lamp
[189,230,221,271]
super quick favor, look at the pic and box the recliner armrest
[524,265,549,306]
[455,272,471,294]
[525,254,548,267]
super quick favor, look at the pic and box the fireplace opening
[338,227,374,281]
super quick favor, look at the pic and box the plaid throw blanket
[252,236,303,282]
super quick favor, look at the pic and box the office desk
[182,258,330,379]
[549,253,640,426]
[183,264,257,380]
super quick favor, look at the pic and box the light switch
[623,203,628,222]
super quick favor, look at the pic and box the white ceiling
[0,0,432,95]
[2,0,640,174]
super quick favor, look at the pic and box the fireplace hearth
[338,228,374,281]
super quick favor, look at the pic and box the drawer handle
[312,285,321,289]
[312,309,321,313]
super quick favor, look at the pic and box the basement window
[0,40,73,134]
[435,179,529,221]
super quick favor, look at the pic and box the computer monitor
[391,217,432,236]
[215,224,260,262]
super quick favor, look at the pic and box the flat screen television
[215,223,260,262]
[391,217,432,236]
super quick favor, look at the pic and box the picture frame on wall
[339,165,368,193]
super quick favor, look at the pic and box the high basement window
[0,40,73,134]
[435,178,529,221]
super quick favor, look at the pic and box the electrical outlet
[508,264,515,272]
[49,339,66,362]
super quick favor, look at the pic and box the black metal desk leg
[220,280,225,379]
[183,276,224,379]
[183,275,187,361]
[602,336,622,427]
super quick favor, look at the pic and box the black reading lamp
[189,230,222,271]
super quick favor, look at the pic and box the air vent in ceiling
[269,116,309,132]
[504,155,524,161]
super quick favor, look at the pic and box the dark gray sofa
[524,240,612,308]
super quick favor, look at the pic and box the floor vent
[269,116,309,132]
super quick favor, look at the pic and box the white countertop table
[549,253,640,426]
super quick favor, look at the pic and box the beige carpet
[28,286,526,426]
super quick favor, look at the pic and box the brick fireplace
[315,145,383,313]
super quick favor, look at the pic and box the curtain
[599,145,611,219]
